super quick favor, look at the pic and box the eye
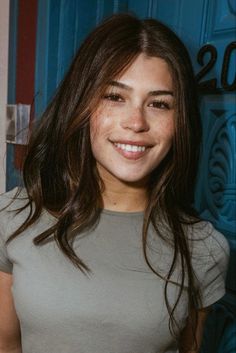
[103,93,124,102]
[149,100,171,110]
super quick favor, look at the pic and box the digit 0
[221,41,236,91]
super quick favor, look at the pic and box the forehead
[113,53,173,90]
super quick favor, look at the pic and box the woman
[0,13,229,353]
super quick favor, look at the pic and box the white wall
[0,0,10,193]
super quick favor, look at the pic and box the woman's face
[90,53,175,186]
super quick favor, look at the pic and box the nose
[121,106,149,133]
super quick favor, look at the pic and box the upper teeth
[114,143,146,152]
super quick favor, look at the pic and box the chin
[115,172,150,185]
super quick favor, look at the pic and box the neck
[99,168,148,212]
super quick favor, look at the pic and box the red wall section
[16,0,37,104]
[15,0,37,170]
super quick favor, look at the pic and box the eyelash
[103,94,123,102]
[103,94,171,110]
[149,100,170,110]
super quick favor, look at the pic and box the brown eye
[103,94,124,102]
[149,100,170,110]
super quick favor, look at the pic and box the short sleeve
[0,188,17,273]
[0,230,13,273]
[194,223,230,308]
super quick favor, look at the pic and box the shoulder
[0,187,56,242]
[0,187,29,210]
[0,187,31,241]
[187,220,230,262]
[187,221,230,306]
[0,187,30,273]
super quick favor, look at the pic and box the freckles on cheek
[168,124,175,140]
[90,115,113,145]
[90,124,97,142]
[165,115,175,137]
[91,111,114,138]
[157,119,175,141]
[90,112,102,140]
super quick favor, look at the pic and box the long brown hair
[7,13,202,341]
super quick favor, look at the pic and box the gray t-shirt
[0,188,229,353]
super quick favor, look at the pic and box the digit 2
[196,44,217,91]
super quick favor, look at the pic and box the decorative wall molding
[195,98,236,235]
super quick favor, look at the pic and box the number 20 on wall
[196,41,236,92]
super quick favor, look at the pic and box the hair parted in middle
[9,13,202,339]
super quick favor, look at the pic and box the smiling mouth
[114,142,146,152]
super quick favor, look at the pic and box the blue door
[7,1,236,351]
[127,1,236,351]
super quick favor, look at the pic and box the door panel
[129,1,236,352]
[35,0,99,116]
[35,0,129,117]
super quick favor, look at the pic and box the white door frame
[0,0,10,193]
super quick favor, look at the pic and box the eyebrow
[109,80,174,96]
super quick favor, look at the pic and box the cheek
[90,119,99,142]
[169,118,175,143]
[90,108,115,141]
[90,113,102,143]
[166,121,175,142]
[153,117,175,144]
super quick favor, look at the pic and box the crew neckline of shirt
[42,208,144,221]
[13,188,144,220]
[101,208,144,217]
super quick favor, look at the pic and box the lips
[111,139,152,147]
[111,139,152,160]
[114,142,146,152]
